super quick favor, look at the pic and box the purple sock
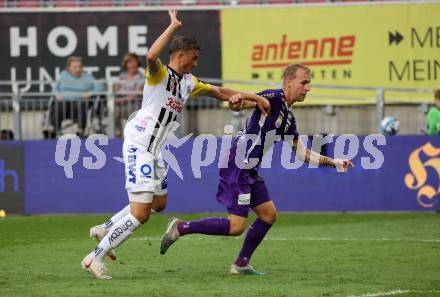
[177,217,230,236]
[235,218,272,267]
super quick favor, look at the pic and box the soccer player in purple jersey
[160,64,354,275]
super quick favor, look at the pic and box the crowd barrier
[0,135,439,214]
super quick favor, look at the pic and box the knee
[152,196,166,213]
[153,201,166,212]
[131,208,150,224]
[153,203,166,213]
[229,219,247,236]
[260,210,277,225]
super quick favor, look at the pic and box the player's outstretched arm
[146,9,182,75]
[292,139,354,172]
[228,94,259,111]
[207,86,271,116]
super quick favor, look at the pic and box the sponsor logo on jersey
[285,111,293,132]
[127,153,137,184]
[238,193,251,205]
[135,119,148,132]
[166,97,183,113]
[261,92,276,99]
[140,164,152,178]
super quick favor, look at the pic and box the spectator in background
[0,129,14,140]
[114,53,145,137]
[427,89,440,135]
[49,56,103,138]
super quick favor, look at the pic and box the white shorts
[123,140,168,197]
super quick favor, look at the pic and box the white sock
[102,205,131,231]
[94,213,141,261]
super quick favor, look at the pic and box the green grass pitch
[1,213,439,297]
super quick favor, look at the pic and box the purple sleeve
[256,89,272,98]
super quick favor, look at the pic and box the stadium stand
[0,0,435,140]
[1,0,393,8]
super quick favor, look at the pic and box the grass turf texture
[0,213,439,297]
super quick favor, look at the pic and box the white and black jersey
[124,60,212,155]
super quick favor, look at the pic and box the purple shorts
[216,165,271,218]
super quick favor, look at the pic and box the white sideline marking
[348,289,440,297]
[133,236,440,243]
[348,289,410,297]
[9,236,440,243]
[266,237,440,243]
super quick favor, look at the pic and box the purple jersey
[216,89,299,217]
[233,88,299,168]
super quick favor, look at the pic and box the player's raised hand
[334,159,354,173]
[169,9,182,28]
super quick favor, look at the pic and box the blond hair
[282,64,311,80]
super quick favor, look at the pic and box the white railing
[0,78,436,140]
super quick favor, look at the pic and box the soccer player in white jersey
[81,9,270,279]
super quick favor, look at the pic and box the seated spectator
[48,56,103,138]
[114,53,144,137]
[427,89,440,135]
[0,129,14,140]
